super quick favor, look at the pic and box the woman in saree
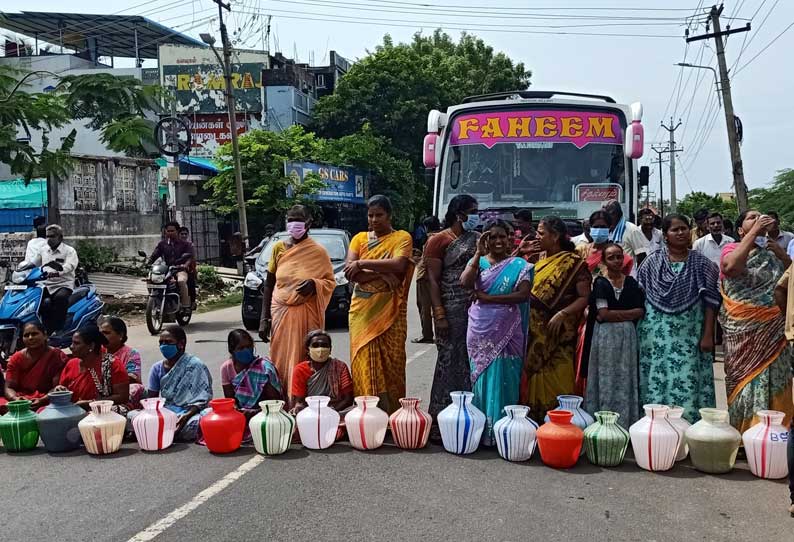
[424,194,479,425]
[461,219,533,445]
[3,321,68,411]
[220,329,283,416]
[131,325,213,441]
[720,210,794,433]
[520,216,591,423]
[637,214,720,423]
[344,195,414,414]
[291,330,353,414]
[259,205,336,398]
[100,316,145,409]
[584,243,645,427]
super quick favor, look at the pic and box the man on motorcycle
[148,221,194,311]
[29,224,79,334]
[178,226,198,308]
[24,215,48,263]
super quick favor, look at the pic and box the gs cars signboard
[284,161,367,204]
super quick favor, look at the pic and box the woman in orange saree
[259,205,335,398]
[345,195,414,414]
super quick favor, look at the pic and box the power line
[318,1,709,13]
[734,19,794,76]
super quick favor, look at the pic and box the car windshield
[256,231,348,273]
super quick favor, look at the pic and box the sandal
[411,337,434,344]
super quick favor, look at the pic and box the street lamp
[199,33,216,46]
[675,62,722,107]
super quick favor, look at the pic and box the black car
[241,229,352,330]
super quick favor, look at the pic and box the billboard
[186,114,261,158]
[159,44,268,114]
[285,161,367,204]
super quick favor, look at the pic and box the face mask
[462,213,480,231]
[754,236,768,248]
[309,347,331,363]
[590,227,610,244]
[159,343,179,360]
[286,221,306,239]
[233,347,256,365]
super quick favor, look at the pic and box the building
[310,50,351,99]
[262,53,317,132]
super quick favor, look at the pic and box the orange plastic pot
[200,398,245,453]
[536,410,583,468]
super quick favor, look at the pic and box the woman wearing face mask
[461,219,533,445]
[56,325,130,414]
[424,195,479,432]
[576,210,634,279]
[344,195,414,414]
[290,330,353,418]
[720,211,794,432]
[258,204,335,398]
[583,243,645,427]
[637,214,720,423]
[221,329,283,423]
[130,325,213,441]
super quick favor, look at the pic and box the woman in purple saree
[461,219,534,445]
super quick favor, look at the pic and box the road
[0,281,789,541]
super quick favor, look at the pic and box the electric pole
[686,4,751,213]
[210,0,249,246]
[651,145,669,217]
[660,118,683,213]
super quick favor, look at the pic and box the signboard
[575,183,622,202]
[285,161,367,204]
[450,110,623,149]
[186,114,257,158]
[159,44,267,114]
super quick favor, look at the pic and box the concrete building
[310,51,351,99]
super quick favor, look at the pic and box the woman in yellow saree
[259,205,336,398]
[345,195,414,414]
[519,216,591,423]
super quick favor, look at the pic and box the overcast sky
[9,0,794,197]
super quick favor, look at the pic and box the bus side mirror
[423,133,439,168]
[638,165,650,187]
[624,102,644,159]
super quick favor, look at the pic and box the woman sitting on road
[290,330,353,416]
[56,325,130,414]
[2,321,68,412]
[220,329,283,426]
[100,316,145,409]
[129,325,213,442]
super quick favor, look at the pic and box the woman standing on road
[424,195,479,426]
[3,321,68,412]
[344,195,414,414]
[720,210,794,432]
[520,216,590,423]
[258,205,336,398]
[461,219,533,445]
[637,214,720,423]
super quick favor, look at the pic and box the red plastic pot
[536,410,583,468]
[200,398,245,453]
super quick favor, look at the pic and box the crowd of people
[2,194,794,512]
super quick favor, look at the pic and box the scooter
[0,261,104,362]
[139,251,194,335]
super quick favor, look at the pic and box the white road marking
[406,345,432,365]
[126,455,263,541]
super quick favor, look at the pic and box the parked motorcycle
[138,251,194,335]
[0,260,104,362]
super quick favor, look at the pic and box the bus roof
[463,90,617,104]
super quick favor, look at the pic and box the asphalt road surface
[0,282,789,541]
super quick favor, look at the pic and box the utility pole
[660,118,683,213]
[686,4,751,213]
[207,0,249,246]
[651,145,669,217]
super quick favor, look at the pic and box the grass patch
[198,290,243,313]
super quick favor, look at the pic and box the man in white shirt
[29,224,79,333]
[638,208,664,254]
[602,199,649,266]
[767,211,794,250]
[693,212,735,266]
[571,218,591,246]
[24,215,48,264]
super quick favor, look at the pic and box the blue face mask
[233,347,256,365]
[462,213,480,231]
[590,227,610,244]
[159,343,179,360]
[754,236,768,248]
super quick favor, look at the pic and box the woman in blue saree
[461,219,534,445]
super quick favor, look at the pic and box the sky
[7,0,794,200]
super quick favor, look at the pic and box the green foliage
[749,169,794,229]
[100,117,157,158]
[677,191,739,223]
[75,240,117,272]
[196,264,226,294]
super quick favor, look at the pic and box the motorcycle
[0,260,104,362]
[138,251,194,335]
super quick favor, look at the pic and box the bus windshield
[439,107,628,218]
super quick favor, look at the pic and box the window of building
[317,74,326,88]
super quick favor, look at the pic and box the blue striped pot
[249,400,295,456]
[438,391,486,455]
[494,405,538,462]
[583,411,630,467]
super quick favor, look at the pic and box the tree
[749,168,794,229]
[677,191,740,223]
